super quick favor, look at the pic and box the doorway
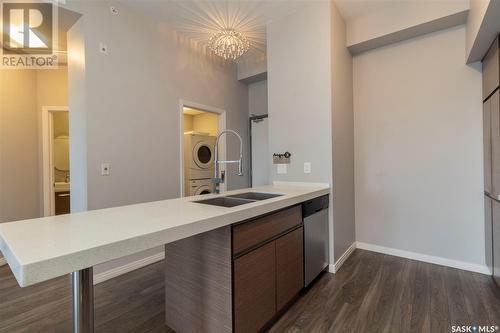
[42,107,70,216]
[249,114,269,187]
[179,101,226,197]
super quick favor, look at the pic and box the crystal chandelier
[208,29,250,60]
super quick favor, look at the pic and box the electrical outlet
[277,164,287,174]
[101,163,110,176]
[304,162,311,174]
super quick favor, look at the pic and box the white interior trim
[41,106,69,217]
[356,241,490,275]
[329,242,356,273]
[93,251,165,285]
[179,100,227,197]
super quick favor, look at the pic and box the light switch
[304,162,311,174]
[277,164,287,174]
[101,163,110,176]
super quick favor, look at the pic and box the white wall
[248,80,267,116]
[65,0,249,274]
[354,26,485,267]
[267,1,332,184]
[331,2,355,262]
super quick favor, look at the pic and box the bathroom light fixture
[208,29,250,60]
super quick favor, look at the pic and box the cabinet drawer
[233,206,301,254]
[483,36,499,101]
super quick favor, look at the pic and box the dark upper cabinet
[491,91,500,198]
[234,241,276,333]
[276,227,304,312]
[483,36,499,101]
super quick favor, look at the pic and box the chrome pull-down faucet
[213,129,243,194]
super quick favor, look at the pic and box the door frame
[249,114,268,187]
[42,106,69,216]
[179,100,226,196]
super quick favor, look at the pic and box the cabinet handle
[57,193,70,197]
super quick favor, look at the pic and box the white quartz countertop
[0,183,330,287]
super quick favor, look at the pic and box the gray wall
[248,80,268,116]
[266,1,356,265]
[0,70,39,223]
[354,26,485,266]
[267,1,339,266]
[65,0,249,273]
[267,1,332,184]
[67,18,87,214]
[331,2,356,262]
[0,68,68,223]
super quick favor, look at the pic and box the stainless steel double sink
[194,192,283,207]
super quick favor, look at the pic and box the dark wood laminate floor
[1,249,499,333]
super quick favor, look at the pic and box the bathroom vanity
[0,183,329,333]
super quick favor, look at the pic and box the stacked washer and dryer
[183,132,217,196]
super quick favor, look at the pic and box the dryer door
[193,141,214,169]
[195,185,212,195]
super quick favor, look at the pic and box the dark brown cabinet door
[276,227,304,312]
[55,191,71,215]
[492,199,500,286]
[491,91,500,198]
[234,241,276,333]
[485,98,492,194]
[485,196,493,273]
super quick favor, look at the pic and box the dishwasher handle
[302,195,329,218]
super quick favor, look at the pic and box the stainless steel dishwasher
[303,195,330,287]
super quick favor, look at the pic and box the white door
[251,117,269,186]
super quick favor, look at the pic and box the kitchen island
[0,182,330,332]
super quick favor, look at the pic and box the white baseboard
[329,242,356,273]
[356,241,490,275]
[0,257,6,267]
[91,240,490,286]
[93,252,165,285]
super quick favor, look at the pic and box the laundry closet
[182,107,220,196]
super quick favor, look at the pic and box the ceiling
[120,0,304,59]
[334,0,400,22]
